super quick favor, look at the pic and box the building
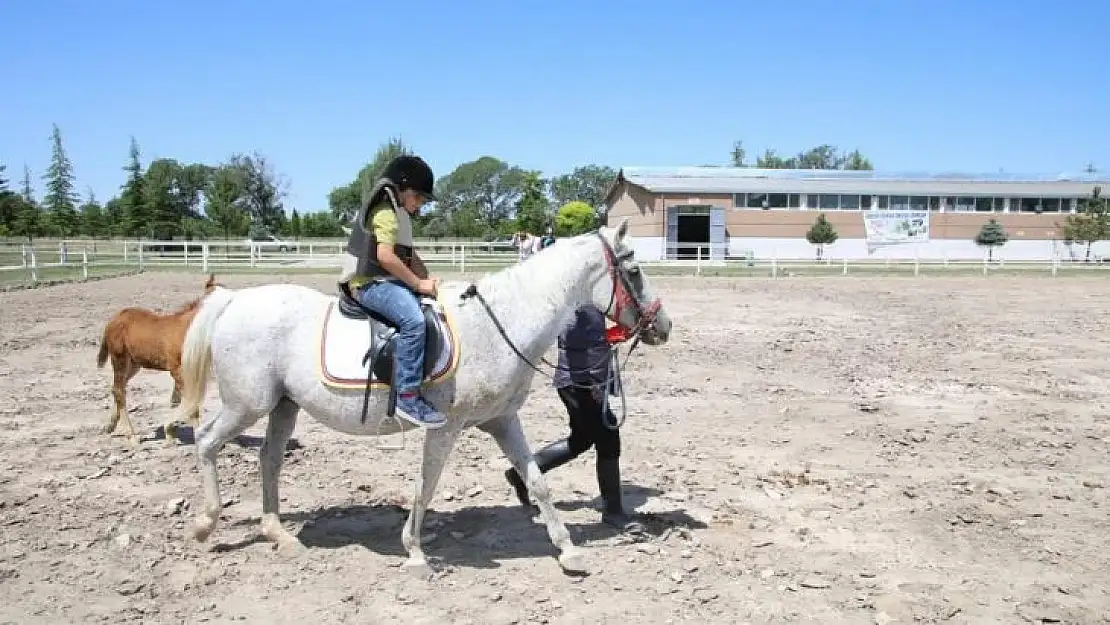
[603,166,1110,261]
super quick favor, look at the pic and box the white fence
[1,239,1109,288]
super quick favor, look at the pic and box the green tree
[548,164,617,221]
[554,201,595,236]
[974,218,1008,261]
[327,137,413,224]
[1060,186,1110,262]
[730,140,747,167]
[515,171,550,233]
[204,164,249,241]
[20,165,35,205]
[79,187,108,237]
[746,142,875,170]
[435,156,526,231]
[288,208,303,238]
[229,152,287,233]
[805,213,839,259]
[119,137,149,237]
[42,123,80,236]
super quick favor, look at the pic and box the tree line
[0,127,620,242]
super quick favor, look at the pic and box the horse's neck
[473,239,598,361]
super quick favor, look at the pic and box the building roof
[615,166,1110,195]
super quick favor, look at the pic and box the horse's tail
[95,328,110,368]
[176,287,237,423]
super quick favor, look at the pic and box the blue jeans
[357,279,426,392]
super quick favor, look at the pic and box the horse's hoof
[189,518,214,543]
[275,538,307,558]
[558,549,589,576]
[402,558,434,580]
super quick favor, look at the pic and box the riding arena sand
[0,272,1107,624]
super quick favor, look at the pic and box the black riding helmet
[382,155,437,201]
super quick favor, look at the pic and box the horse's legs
[163,366,193,445]
[101,355,126,435]
[400,425,460,578]
[189,402,258,544]
[480,413,587,575]
[258,397,302,554]
[108,357,142,446]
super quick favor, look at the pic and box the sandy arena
[0,272,1108,624]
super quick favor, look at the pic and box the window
[767,193,789,208]
[929,196,940,211]
[876,196,889,209]
[840,195,860,210]
[909,196,928,211]
[860,195,873,210]
[1041,198,1061,212]
[819,194,839,209]
[889,196,909,209]
[746,193,768,208]
[789,194,801,208]
[956,196,976,212]
[975,197,994,212]
[1020,198,1040,212]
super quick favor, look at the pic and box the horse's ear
[616,217,630,241]
[205,273,216,290]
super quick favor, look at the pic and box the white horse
[174,219,671,577]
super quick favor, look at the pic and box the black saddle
[336,280,445,387]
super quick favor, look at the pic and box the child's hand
[417,277,440,298]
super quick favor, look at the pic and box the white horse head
[172,217,670,577]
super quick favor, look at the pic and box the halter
[459,231,662,429]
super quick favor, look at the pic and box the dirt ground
[1,271,1108,625]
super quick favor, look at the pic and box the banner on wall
[862,210,929,252]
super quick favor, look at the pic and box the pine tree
[119,137,149,237]
[974,218,1008,261]
[805,213,839,259]
[42,123,80,236]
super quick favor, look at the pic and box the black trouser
[505,385,630,522]
[557,386,620,460]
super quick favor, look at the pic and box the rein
[459,232,660,431]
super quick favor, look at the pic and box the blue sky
[2,0,1107,213]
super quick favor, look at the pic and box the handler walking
[504,304,643,533]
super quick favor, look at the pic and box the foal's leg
[400,424,461,578]
[108,357,142,446]
[101,355,126,435]
[189,402,258,544]
[163,367,193,445]
[258,397,303,554]
[480,413,587,575]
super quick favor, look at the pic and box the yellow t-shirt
[367,204,398,245]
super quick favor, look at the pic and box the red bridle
[598,233,662,344]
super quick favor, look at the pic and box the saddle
[334,280,448,424]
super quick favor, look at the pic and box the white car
[245,234,290,252]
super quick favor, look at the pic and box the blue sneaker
[395,393,448,429]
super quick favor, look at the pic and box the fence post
[460,245,466,273]
[29,248,38,284]
[696,246,702,276]
[842,256,848,275]
[201,243,209,273]
[1052,255,1059,277]
[21,244,28,267]
[59,241,67,265]
[184,243,189,267]
[138,242,144,272]
[124,242,129,263]
[982,256,988,276]
[82,249,89,280]
[771,253,778,278]
[914,255,920,277]
[250,244,256,268]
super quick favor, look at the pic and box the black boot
[596,457,644,533]
[504,439,577,507]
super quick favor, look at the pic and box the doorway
[666,205,724,260]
